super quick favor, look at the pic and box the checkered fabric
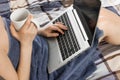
[1,0,120,79]
[87,41,120,80]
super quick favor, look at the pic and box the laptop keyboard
[53,10,81,60]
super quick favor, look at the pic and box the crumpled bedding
[2,0,120,80]
[1,0,102,80]
[87,6,120,80]
[87,43,120,80]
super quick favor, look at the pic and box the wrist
[37,28,45,36]
[20,42,33,55]
[20,42,33,47]
[37,29,42,35]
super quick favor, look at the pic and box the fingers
[22,15,32,29]
[51,25,64,34]
[46,33,59,37]
[51,22,68,34]
[29,23,37,34]
[55,22,68,30]
[41,22,68,38]
[34,21,67,37]
[10,23,18,39]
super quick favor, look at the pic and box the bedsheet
[1,0,101,80]
[1,0,120,80]
[87,6,120,80]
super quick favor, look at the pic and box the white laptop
[47,0,101,73]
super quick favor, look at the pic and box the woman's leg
[97,8,120,45]
[0,16,9,54]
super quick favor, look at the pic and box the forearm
[9,15,37,80]
[17,43,32,80]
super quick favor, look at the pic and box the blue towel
[49,28,103,80]
[0,0,103,80]
[3,16,102,80]
[3,17,49,80]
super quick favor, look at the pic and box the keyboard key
[53,11,81,60]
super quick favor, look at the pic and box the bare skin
[98,8,120,45]
[0,15,37,80]
[0,7,120,79]
[0,14,67,80]
[0,16,9,54]
[38,22,68,37]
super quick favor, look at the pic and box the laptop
[47,0,101,73]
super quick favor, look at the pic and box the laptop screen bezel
[73,0,101,45]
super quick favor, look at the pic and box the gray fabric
[105,6,120,15]
[3,17,49,80]
[0,0,10,17]
[49,28,103,80]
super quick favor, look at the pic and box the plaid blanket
[10,0,68,27]
[86,4,120,79]
[1,0,120,79]
[114,4,120,15]
[87,41,120,80]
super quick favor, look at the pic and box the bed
[9,0,120,79]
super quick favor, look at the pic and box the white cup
[10,8,40,31]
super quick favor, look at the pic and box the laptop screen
[73,0,101,45]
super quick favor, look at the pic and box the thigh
[97,8,120,45]
[0,16,9,54]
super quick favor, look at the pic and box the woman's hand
[10,15,38,80]
[38,22,67,37]
[10,15,37,45]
